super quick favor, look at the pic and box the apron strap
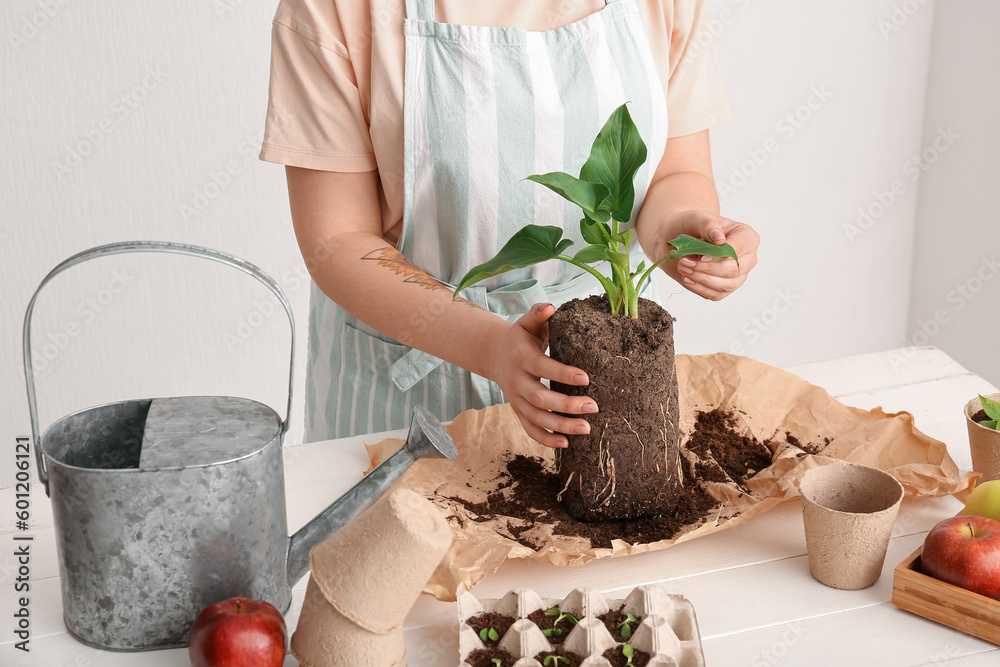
[404,0,435,22]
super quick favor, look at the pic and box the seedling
[543,656,569,667]
[622,643,636,667]
[454,103,737,319]
[491,659,503,667]
[617,612,637,639]
[479,626,500,642]
[977,395,1000,430]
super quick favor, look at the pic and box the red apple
[188,596,287,667]
[921,515,1000,599]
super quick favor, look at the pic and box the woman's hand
[662,209,759,301]
[485,303,598,449]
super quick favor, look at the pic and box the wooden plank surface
[2,346,998,666]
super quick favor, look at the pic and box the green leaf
[526,172,610,219]
[621,623,632,639]
[667,233,739,266]
[979,419,998,430]
[634,260,646,275]
[580,217,604,245]
[545,608,560,617]
[541,628,562,638]
[623,644,634,658]
[980,395,1000,422]
[573,245,611,264]
[488,627,499,641]
[454,226,574,295]
[625,613,637,623]
[580,104,648,222]
[565,613,578,625]
[479,628,489,642]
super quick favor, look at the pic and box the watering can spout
[285,405,458,587]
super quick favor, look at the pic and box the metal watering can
[23,241,458,651]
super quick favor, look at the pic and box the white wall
[908,0,1000,388]
[0,0,966,489]
[661,0,935,367]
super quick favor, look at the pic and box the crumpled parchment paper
[364,353,976,601]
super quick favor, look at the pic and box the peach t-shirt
[260,0,731,240]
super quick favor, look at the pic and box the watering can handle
[23,241,296,492]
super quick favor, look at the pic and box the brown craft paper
[799,462,904,590]
[363,353,977,601]
[966,393,1000,484]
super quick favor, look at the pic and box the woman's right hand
[485,303,599,449]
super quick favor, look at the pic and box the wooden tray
[892,545,1000,645]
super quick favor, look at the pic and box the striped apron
[305,0,669,441]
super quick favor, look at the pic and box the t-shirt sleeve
[259,1,376,172]
[664,0,732,138]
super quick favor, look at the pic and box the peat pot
[23,241,457,651]
[967,392,1000,484]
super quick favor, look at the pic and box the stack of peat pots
[291,488,452,666]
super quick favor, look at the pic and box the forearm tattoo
[362,247,477,307]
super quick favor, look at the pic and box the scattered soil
[466,647,517,667]
[973,409,990,423]
[527,608,572,645]
[785,432,830,455]
[602,645,652,667]
[599,605,643,642]
[549,295,681,521]
[465,611,515,645]
[533,648,584,667]
[447,406,831,550]
[685,410,771,488]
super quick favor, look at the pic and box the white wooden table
[3,347,998,666]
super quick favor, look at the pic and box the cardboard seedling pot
[291,577,406,667]
[309,487,452,633]
[291,487,452,666]
[458,585,705,666]
[799,461,904,590]
[966,393,1000,484]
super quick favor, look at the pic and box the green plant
[622,643,635,667]
[543,656,569,667]
[479,626,500,642]
[977,395,1000,430]
[491,659,503,667]
[540,606,579,638]
[617,612,637,639]
[454,103,737,319]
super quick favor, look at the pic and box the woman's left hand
[661,209,759,301]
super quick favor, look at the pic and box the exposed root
[661,402,682,487]
[593,457,617,508]
[556,472,575,502]
[597,425,608,476]
[621,415,646,467]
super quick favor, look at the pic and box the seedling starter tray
[458,585,705,666]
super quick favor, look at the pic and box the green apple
[961,479,1000,522]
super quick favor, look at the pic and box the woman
[260,0,759,448]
